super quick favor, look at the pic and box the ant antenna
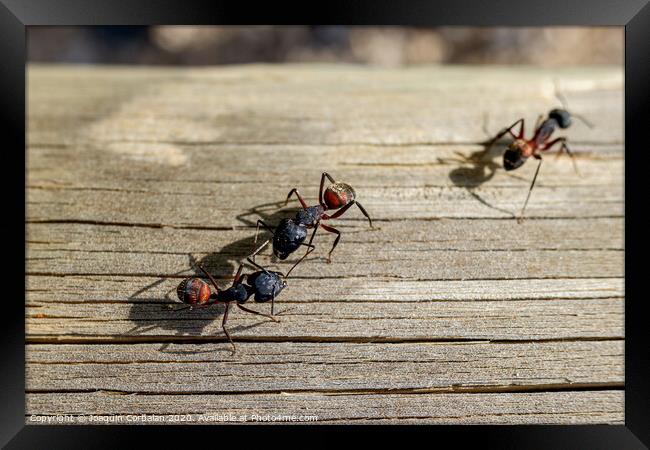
[285,250,310,278]
[553,78,569,110]
[572,113,594,129]
[518,157,543,223]
[553,79,594,129]
[481,111,491,139]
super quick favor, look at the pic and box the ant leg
[306,220,319,247]
[246,255,271,275]
[544,137,579,175]
[246,236,275,275]
[323,172,336,183]
[255,220,274,244]
[197,264,222,294]
[165,304,194,312]
[561,143,580,175]
[168,303,216,312]
[286,242,316,277]
[251,220,274,263]
[194,303,216,309]
[544,136,567,159]
[222,302,236,354]
[534,114,544,131]
[322,200,355,220]
[319,204,357,262]
[319,172,337,206]
[231,263,245,287]
[354,201,373,228]
[285,188,309,209]
[236,303,280,322]
[250,238,271,259]
[285,224,319,278]
[486,118,525,151]
[518,155,543,223]
[320,223,342,263]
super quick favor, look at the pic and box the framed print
[2,0,648,447]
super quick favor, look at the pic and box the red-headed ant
[175,263,284,354]
[486,89,592,222]
[249,172,373,276]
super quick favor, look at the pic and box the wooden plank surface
[27,341,623,392]
[26,64,624,424]
[27,298,623,341]
[27,391,624,424]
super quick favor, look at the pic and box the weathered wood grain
[26,217,623,279]
[26,391,624,424]
[27,217,623,255]
[27,150,623,224]
[26,341,623,393]
[27,144,622,184]
[25,64,624,424]
[27,64,623,146]
[26,275,623,303]
[27,298,623,341]
[27,248,623,280]
[27,188,623,226]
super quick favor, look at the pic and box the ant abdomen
[177,277,212,305]
[549,108,572,129]
[503,148,526,171]
[324,182,356,209]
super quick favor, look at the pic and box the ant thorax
[218,283,251,304]
[295,205,324,226]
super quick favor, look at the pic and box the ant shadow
[126,200,302,356]
[441,120,528,217]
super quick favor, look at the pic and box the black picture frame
[3,1,648,447]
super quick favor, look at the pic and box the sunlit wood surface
[26,64,623,424]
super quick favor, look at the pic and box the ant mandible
[249,172,373,276]
[175,263,285,354]
[486,91,592,222]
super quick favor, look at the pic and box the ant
[486,88,592,221]
[175,263,285,354]
[249,172,373,276]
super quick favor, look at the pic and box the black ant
[175,263,284,354]
[486,90,592,221]
[249,172,373,276]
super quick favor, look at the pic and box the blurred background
[28,26,622,67]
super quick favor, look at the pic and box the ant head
[549,108,572,129]
[503,146,526,171]
[249,271,286,303]
[177,277,212,305]
[324,182,356,209]
[273,248,291,260]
